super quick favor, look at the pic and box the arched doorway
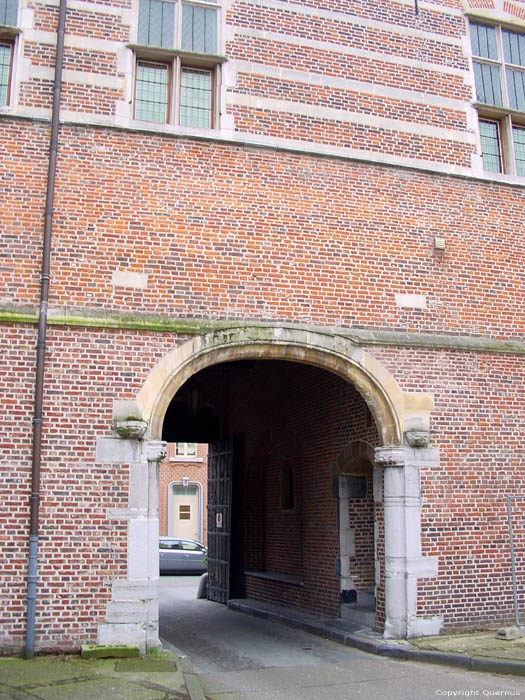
[100,326,440,651]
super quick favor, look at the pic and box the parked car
[159,537,207,574]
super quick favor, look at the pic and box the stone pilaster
[375,443,442,639]
[96,436,166,653]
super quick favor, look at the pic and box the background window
[176,442,197,456]
[471,22,525,110]
[135,0,219,127]
[0,42,12,106]
[503,29,525,111]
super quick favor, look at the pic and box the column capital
[143,440,167,464]
[374,445,406,468]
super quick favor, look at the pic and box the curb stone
[161,638,206,700]
[228,600,525,678]
[178,656,206,700]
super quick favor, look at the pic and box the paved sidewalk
[0,651,192,700]
[410,629,525,672]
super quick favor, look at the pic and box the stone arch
[136,325,416,446]
[125,325,440,641]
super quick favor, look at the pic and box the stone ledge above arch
[135,325,433,448]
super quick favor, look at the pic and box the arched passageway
[100,326,440,651]
[161,359,381,624]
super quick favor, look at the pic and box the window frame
[132,50,221,127]
[469,20,525,177]
[280,461,296,512]
[0,38,14,107]
[131,0,223,128]
[134,58,172,123]
[478,117,504,173]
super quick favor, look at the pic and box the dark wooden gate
[207,440,233,604]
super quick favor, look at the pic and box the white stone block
[106,599,157,624]
[395,293,427,309]
[129,461,149,509]
[96,436,141,463]
[384,467,406,498]
[384,572,407,620]
[340,529,355,558]
[404,447,440,468]
[408,616,444,638]
[384,507,407,558]
[128,519,150,580]
[112,270,148,289]
[97,622,146,653]
[373,468,383,503]
[112,578,157,602]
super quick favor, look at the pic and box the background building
[159,442,208,544]
[0,0,524,654]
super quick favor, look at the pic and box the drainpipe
[25,0,67,659]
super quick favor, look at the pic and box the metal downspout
[25,0,67,659]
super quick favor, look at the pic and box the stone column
[375,441,441,639]
[96,434,166,653]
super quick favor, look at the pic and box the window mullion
[176,0,182,50]
[503,115,517,175]
[214,61,220,128]
[173,55,181,125]
[497,26,511,109]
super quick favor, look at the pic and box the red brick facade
[0,0,524,653]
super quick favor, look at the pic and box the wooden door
[172,485,199,541]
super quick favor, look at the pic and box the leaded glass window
[473,61,503,106]
[0,0,18,26]
[479,120,502,173]
[470,22,525,176]
[135,61,169,122]
[180,67,212,127]
[182,4,217,54]
[0,42,12,106]
[471,23,525,111]
[137,0,218,55]
[134,0,220,127]
[513,125,525,176]
[138,0,174,48]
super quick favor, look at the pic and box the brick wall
[1,0,525,652]
[7,0,484,170]
[1,121,524,338]
[369,345,525,630]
